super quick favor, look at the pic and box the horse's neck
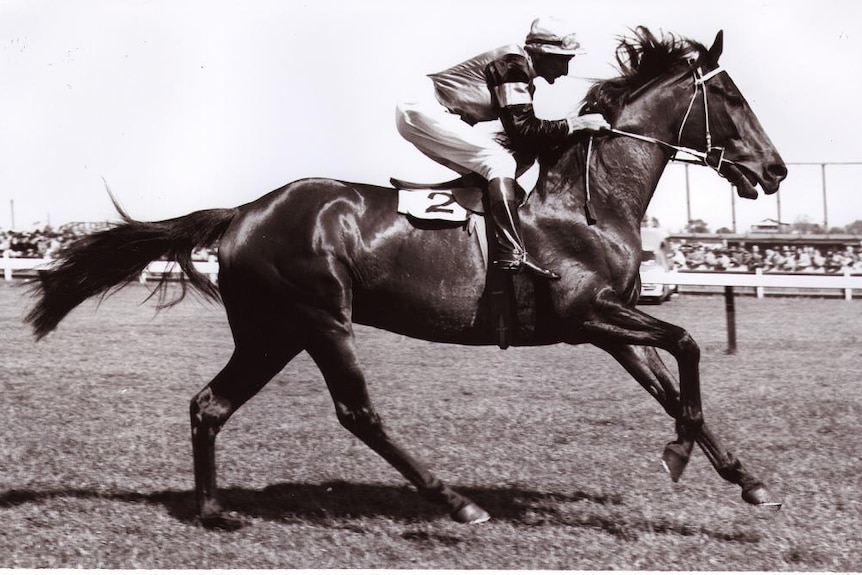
[534,83,688,233]
[535,135,671,234]
[599,139,671,224]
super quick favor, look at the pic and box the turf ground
[1,283,860,569]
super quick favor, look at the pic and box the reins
[583,65,733,224]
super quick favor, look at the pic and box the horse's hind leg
[306,327,490,524]
[602,343,780,507]
[190,343,300,530]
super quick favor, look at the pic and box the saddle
[391,174,516,350]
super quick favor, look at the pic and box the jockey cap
[525,17,582,56]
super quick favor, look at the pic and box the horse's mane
[582,26,707,121]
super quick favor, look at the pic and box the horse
[26,28,787,530]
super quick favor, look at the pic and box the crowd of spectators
[0,227,80,259]
[3,226,861,275]
[670,242,862,274]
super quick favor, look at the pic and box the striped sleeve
[484,53,571,150]
[485,53,534,108]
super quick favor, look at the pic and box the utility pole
[730,182,737,233]
[776,188,782,227]
[9,199,14,230]
[821,163,828,230]
[684,164,691,223]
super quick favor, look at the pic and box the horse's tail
[25,195,239,340]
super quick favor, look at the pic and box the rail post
[724,285,737,354]
[3,252,11,282]
[755,268,764,299]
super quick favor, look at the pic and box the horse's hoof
[451,502,491,524]
[661,442,690,483]
[200,513,246,531]
[742,485,782,510]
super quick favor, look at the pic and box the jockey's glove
[566,112,611,135]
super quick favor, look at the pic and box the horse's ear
[707,30,724,64]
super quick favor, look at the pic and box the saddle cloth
[396,187,488,266]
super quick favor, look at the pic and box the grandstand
[668,231,862,251]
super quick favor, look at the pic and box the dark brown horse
[26,28,786,529]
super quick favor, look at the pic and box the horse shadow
[0,480,624,528]
[0,482,760,542]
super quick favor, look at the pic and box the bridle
[583,64,737,224]
[615,64,729,170]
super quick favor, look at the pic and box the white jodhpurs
[395,100,517,181]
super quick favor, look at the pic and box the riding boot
[487,177,560,280]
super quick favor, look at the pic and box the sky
[2,0,861,234]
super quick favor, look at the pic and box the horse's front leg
[600,342,781,507]
[582,289,704,480]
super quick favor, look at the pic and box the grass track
[1,283,861,569]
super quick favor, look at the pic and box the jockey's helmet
[525,17,582,55]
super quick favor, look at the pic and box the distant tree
[791,216,824,235]
[685,219,711,233]
[845,220,862,234]
[797,223,825,234]
[716,226,733,234]
[641,215,661,228]
[828,226,847,234]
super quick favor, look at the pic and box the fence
[2,256,52,281]
[640,267,862,301]
[1,254,218,283]
[6,255,860,354]
[6,255,861,298]
[642,267,862,353]
[139,260,219,283]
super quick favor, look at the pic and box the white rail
[639,267,862,353]
[6,255,858,353]
[641,267,862,301]
[1,255,219,282]
[139,260,219,283]
[1,257,51,280]
[5,255,861,298]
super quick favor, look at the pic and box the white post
[845,269,853,301]
[3,252,11,282]
[755,267,764,299]
[207,255,218,284]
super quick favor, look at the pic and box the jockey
[396,16,610,280]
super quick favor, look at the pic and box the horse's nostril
[768,163,788,180]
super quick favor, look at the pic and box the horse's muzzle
[722,160,787,199]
